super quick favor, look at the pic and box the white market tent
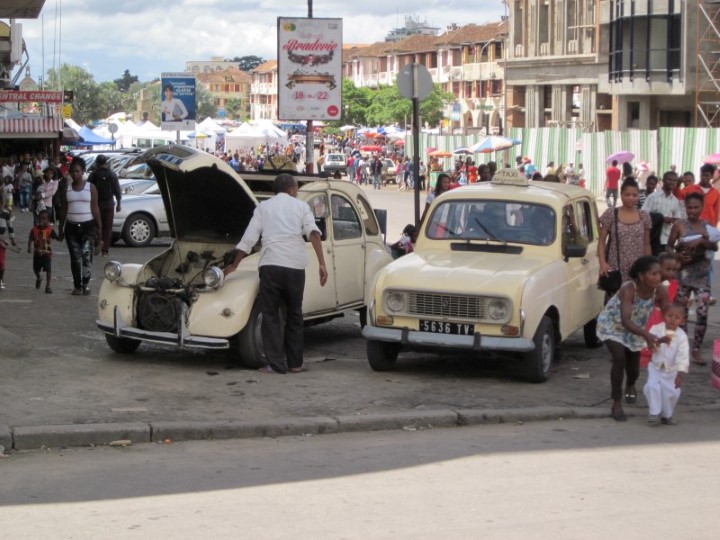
[197,117,227,135]
[225,121,288,154]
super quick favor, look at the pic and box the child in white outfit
[643,303,689,425]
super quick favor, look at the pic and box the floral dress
[596,282,656,351]
[599,208,651,282]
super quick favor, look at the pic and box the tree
[113,69,139,92]
[228,55,265,71]
[45,63,98,124]
[96,81,125,119]
[195,83,217,121]
[224,97,245,120]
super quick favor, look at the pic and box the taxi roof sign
[491,168,529,186]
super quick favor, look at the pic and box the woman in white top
[161,83,189,122]
[58,157,102,296]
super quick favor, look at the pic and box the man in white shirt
[224,174,328,374]
[642,171,682,253]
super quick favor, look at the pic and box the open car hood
[140,145,258,243]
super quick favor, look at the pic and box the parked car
[97,145,392,367]
[111,184,169,247]
[118,178,157,196]
[362,168,605,382]
[323,153,347,175]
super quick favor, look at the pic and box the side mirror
[374,208,388,242]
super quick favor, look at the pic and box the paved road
[0,187,718,445]
[1,413,718,539]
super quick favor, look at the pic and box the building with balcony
[600,0,698,130]
[196,67,251,120]
[249,60,278,121]
[505,0,609,131]
[342,21,507,133]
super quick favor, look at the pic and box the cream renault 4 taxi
[362,169,605,382]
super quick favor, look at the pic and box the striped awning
[0,117,64,134]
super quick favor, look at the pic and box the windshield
[426,199,556,245]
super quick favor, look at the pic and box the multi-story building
[249,60,278,120]
[505,0,609,131]
[343,21,507,133]
[196,67,251,120]
[186,56,242,75]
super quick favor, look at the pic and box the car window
[575,200,595,241]
[561,204,587,249]
[331,194,362,240]
[306,193,328,241]
[426,199,556,245]
[356,194,379,236]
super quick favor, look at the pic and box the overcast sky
[16,0,505,84]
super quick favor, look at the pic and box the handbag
[598,208,622,293]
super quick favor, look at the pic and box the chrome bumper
[362,325,534,352]
[97,305,229,350]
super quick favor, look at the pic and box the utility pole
[305,0,314,173]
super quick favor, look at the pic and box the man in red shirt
[683,164,720,226]
[605,160,621,207]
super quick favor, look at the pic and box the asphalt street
[0,184,718,451]
[1,413,719,539]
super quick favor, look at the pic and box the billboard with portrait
[277,17,342,121]
[160,73,196,130]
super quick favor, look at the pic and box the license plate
[419,320,475,335]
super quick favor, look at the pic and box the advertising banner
[160,73,196,130]
[277,17,342,121]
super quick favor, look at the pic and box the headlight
[203,266,224,289]
[385,291,406,313]
[488,298,509,321]
[104,261,122,282]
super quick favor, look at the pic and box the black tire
[122,213,156,248]
[105,334,141,354]
[367,340,400,371]
[583,318,603,348]
[237,302,286,369]
[358,306,367,328]
[523,316,555,383]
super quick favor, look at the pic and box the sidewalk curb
[0,407,602,451]
[4,403,716,451]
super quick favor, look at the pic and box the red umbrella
[703,153,720,164]
[394,140,405,146]
[361,145,382,152]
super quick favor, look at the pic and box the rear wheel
[105,334,141,354]
[367,340,400,371]
[522,316,555,383]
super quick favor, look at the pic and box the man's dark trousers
[258,265,306,373]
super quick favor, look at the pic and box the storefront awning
[0,117,63,138]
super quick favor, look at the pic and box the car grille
[136,292,182,333]
[406,292,489,320]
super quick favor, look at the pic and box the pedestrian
[27,209,58,294]
[605,160,621,207]
[681,164,719,228]
[58,156,103,296]
[640,252,681,368]
[390,224,416,259]
[641,171,682,253]
[16,163,33,213]
[420,173,452,225]
[598,178,652,297]
[34,167,59,225]
[667,192,720,365]
[643,302,689,426]
[87,154,121,257]
[596,255,669,421]
[223,173,328,374]
[371,155,383,190]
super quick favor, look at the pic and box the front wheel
[367,340,400,371]
[583,318,603,348]
[522,316,555,383]
[122,213,156,248]
[236,302,286,369]
[105,334,141,354]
